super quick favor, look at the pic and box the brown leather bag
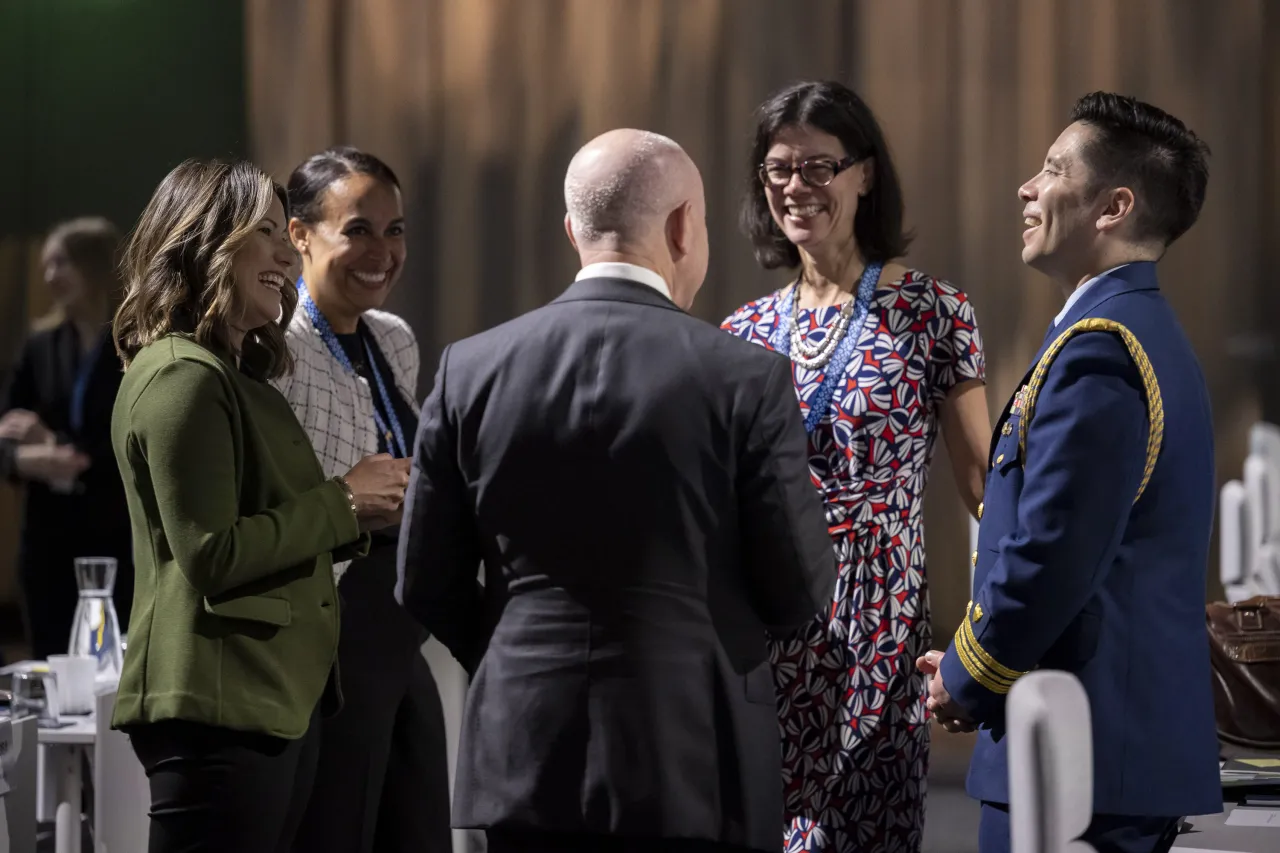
[1207,595,1280,749]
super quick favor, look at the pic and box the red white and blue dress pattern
[722,271,985,853]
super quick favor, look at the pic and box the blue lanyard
[69,331,105,435]
[297,279,409,458]
[771,261,881,434]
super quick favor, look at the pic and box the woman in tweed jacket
[274,147,452,853]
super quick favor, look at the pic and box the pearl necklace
[788,292,855,370]
[774,261,881,374]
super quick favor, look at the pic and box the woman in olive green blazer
[110,158,411,853]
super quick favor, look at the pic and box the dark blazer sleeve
[396,345,485,672]
[737,354,836,635]
[939,330,1150,722]
[0,337,39,482]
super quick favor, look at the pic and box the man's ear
[1096,186,1137,235]
[666,201,692,259]
[564,213,579,252]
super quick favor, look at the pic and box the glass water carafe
[68,556,124,685]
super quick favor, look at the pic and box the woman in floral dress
[722,81,992,853]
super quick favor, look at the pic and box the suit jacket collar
[1052,261,1159,335]
[993,261,1161,459]
[553,276,686,314]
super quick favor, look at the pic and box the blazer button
[995,453,1005,465]
[977,501,984,520]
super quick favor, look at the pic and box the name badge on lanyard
[297,279,408,458]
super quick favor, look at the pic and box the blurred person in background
[277,146,451,853]
[110,158,409,852]
[0,216,133,659]
[722,80,991,853]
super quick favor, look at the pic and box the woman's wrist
[332,475,357,518]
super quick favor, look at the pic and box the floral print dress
[722,270,985,853]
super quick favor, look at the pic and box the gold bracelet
[332,475,357,516]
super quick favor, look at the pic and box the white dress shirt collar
[576,262,672,302]
[1054,263,1131,326]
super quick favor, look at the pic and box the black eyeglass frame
[757,155,861,189]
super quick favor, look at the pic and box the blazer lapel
[362,315,417,405]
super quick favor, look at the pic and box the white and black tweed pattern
[273,307,420,580]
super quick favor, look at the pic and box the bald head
[564,129,700,247]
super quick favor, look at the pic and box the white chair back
[0,715,38,853]
[1008,671,1096,853]
[1249,421,1280,463]
[92,689,149,853]
[1254,542,1280,596]
[1219,479,1252,597]
[1244,454,1277,545]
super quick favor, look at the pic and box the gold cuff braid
[953,601,1027,695]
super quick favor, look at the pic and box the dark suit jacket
[939,262,1221,817]
[396,276,835,850]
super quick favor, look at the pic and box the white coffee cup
[47,654,96,715]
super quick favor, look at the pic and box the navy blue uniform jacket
[939,262,1221,816]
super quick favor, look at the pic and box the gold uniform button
[995,453,1005,464]
[971,550,978,567]
[977,501,984,520]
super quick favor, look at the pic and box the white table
[1175,801,1280,851]
[36,715,94,853]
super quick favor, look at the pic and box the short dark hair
[1069,91,1211,247]
[741,80,912,270]
[287,146,401,225]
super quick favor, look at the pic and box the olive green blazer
[111,335,366,739]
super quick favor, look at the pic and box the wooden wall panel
[246,0,1275,638]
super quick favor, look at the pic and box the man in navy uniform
[918,92,1220,853]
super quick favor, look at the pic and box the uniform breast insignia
[1011,385,1028,414]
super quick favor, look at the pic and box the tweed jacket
[274,305,420,579]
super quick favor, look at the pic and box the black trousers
[291,540,453,853]
[128,707,322,853]
[486,830,756,853]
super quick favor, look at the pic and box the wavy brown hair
[113,159,297,379]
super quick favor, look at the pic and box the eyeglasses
[758,156,860,189]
